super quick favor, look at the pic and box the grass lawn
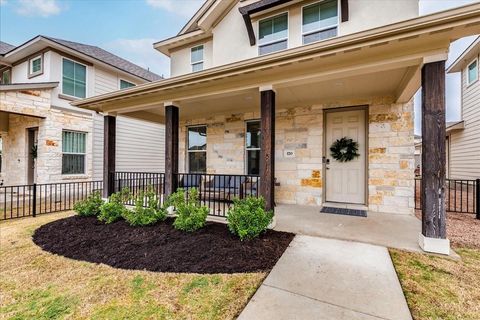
[0,212,265,320]
[391,213,480,320]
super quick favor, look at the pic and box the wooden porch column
[164,104,179,197]
[420,60,449,255]
[103,115,116,198]
[260,88,275,212]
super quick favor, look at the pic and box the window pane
[468,60,478,83]
[63,59,74,78]
[320,0,338,27]
[259,13,288,44]
[192,62,204,72]
[32,58,42,73]
[120,80,135,89]
[247,150,260,175]
[62,154,85,174]
[74,81,86,98]
[74,63,86,82]
[259,40,287,55]
[303,0,338,33]
[188,152,206,173]
[303,27,337,44]
[188,126,207,151]
[62,131,86,153]
[191,46,204,63]
[303,4,320,32]
[246,121,261,149]
[1,70,10,84]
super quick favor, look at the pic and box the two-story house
[0,36,165,186]
[73,0,480,255]
[446,36,480,179]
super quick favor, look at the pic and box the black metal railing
[177,173,260,217]
[0,181,103,220]
[113,172,165,206]
[415,178,479,217]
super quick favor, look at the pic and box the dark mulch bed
[32,216,294,274]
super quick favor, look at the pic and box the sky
[0,0,479,134]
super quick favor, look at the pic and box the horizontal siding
[94,68,118,95]
[449,52,480,180]
[92,114,104,181]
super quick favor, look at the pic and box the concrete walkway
[238,236,412,320]
[275,204,422,252]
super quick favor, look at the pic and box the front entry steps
[321,206,367,217]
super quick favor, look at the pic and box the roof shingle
[0,41,16,55]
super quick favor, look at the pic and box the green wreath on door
[330,137,360,162]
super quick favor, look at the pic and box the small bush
[227,196,273,241]
[73,191,103,217]
[98,188,130,224]
[168,188,208,232]
[122,187,166,226]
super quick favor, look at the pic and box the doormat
[320,207,367,217]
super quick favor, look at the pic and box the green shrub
[98,188,130,224]
[227,196,274,241]
[122,187,166,226]
[73,191,103,216]
[168,188,209,232]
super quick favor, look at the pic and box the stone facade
[0,89,93,185]
[178,97,415,215]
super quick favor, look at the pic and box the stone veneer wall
[0,89,93,185]
[178,97,414,214]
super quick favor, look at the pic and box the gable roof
[1,36,162,82]
[43,36,162,82]
[0,41,16,55]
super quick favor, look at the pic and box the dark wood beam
[260,89,275,212]
[341,0,349,22]
[103,115,116,198]
[164,105,179,197]
[421,61,446,239]
[239,0,293,47]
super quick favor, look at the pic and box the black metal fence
[415,178,479,218]
[0,181,103,220]
[113,172,165,206]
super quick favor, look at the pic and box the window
[187,126,207,173]
[62,131,86,174]
[28,54,43,77]
[62,58,86,98]
[246,121,261,175]
[191,45,204,72]
[0,69,10,84]
[302,0,338,45]
[120,79,135,89]
[467,59,478,85]
[258,12,288,55]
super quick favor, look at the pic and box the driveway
[238,236,412,320]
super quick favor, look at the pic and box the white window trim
[119,79,136,89]
[301,0,340,45]
[61,57,88,100]
[187,125,207,172]
[28,54,43,78]
[245,120,261,175]
[191,45,205,72]
[61,130,87,175]
[257,11,289,54]
[466,57,479,86]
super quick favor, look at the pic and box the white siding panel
[92,114,104,181]
[116,117,165,172]
[94,68,118,95]
[449,51,480,180]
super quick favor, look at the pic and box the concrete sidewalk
[238,236,412,320]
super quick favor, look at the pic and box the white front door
[325,109,366,204]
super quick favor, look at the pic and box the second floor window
[62,130,86,175]
[188,126,207,173]
[302,0,338,45]
[191,45,204,72]
[0,69,10,84]
[120,79,135,89]
[259,13,288,55]
[246,121,261,175]
[62,58,86,99]
[467,59,478,86]
[29,54,43,77]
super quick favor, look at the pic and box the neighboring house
[0,36,165,186]
[446,36,480,180]
[73,0,480,254]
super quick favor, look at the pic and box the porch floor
[274,204,422,253]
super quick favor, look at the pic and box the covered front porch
[73,6,480,255]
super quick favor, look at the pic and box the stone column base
[419,234,450,255]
